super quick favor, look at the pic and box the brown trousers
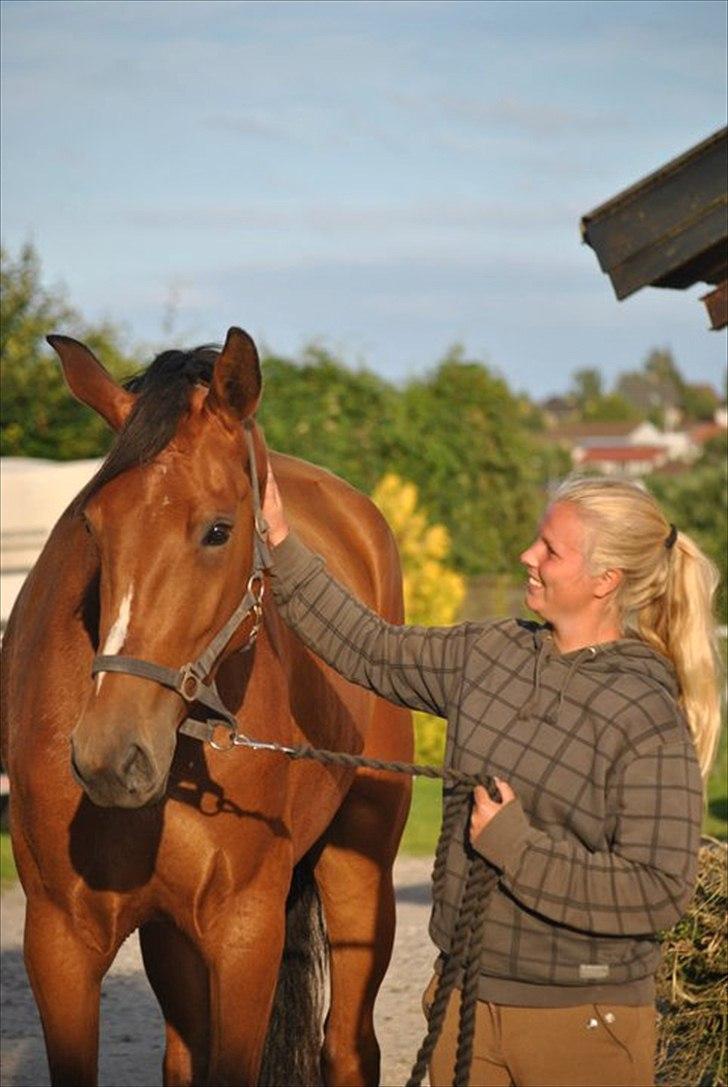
[423,976,656,1087]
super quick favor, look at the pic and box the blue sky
[2,0,726,399]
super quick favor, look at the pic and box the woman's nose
[520,543,536,565]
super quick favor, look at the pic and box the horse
[0,327,413,1087]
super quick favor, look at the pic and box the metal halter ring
[208,722,239,752]
[178,665,203,703]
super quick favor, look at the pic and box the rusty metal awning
[581,127,728,329]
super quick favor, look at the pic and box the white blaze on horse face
[96,588,134,691]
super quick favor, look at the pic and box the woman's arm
[264,464,468,717]
[471,741,703,936]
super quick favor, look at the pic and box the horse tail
[258,853,327,1087]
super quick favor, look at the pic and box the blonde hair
[552,476,722,780]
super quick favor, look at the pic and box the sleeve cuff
[269,530,324,601]
[472,797,533,871]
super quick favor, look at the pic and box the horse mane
[74,345,221,512]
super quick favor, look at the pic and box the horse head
[49,327,267,808]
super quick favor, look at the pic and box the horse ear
[47,335,135,431]
[206,327,262,422]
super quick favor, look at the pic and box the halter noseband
[90,421,272,750]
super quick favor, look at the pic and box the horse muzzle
[70,734,169,809]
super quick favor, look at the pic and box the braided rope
[268,741,499,1087]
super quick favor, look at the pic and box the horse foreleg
[23,893,113,1087]
[315,770,407,1087]
[140,919,210,1087]
[202,889,287,1087]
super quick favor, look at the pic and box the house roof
[550,420,645,440]
[688,421,727,445]
[580,127,728,327]
[579,446,665,463]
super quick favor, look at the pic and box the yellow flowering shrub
[371,473,466,765]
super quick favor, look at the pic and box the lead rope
[260,741,500,1087]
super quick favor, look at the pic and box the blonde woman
[262,472,721,1087]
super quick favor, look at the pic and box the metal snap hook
[247,571,265,601]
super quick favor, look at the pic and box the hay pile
[656,839,727,1086]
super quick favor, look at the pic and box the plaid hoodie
[270,533,703,1007]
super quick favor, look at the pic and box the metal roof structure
[581,127,727,330]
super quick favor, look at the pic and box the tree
[371,473,465,626]
[647,448,727,622]
[1,244,134,458]
[616,348,684,426]
[681,383,720,423]
[257,346,399,493]
[393,347,564,578]
[564,367,638,423]
[371,473,465,764]
[572,367,603,407]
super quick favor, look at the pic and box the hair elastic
[664,523,678,549]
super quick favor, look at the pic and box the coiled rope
[273,741,500,1087]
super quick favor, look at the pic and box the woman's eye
[202,522,232,547]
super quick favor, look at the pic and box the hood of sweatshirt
[518,624,678,723]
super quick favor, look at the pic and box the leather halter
[90,421,272,750]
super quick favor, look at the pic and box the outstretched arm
[263,464,468,718]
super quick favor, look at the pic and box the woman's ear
[594,567,623,600]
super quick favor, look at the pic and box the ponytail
[553,477,722,780]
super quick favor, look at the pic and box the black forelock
[74,344,221,512]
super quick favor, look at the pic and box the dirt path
[1,856,434,1087]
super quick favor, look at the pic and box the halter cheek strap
[90,422,271,748]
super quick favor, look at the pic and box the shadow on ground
[1,947,164,1087]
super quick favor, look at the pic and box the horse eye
[202,522,232,547]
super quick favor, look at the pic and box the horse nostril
[121,744,155,794]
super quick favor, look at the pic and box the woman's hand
[262,462,290,547]
[469,779,516,842]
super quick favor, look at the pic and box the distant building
[547,419,702,476]
[572,445,668,477]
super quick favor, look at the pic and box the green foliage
[371,473,463,766]
[259,343,563,583]
[0,830,17,886]
[615,347,721,426]
[413,711,446,766]
[580,393,640,422]
[392,347,560,577]
[257,347,399,494]
[1,244,134,459]
[647,451,728,622]
[682,383,720,422]
[400,776,442,856]
[704,718,727,842]
[371,473,465,627]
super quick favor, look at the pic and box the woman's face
[520,501,604,630]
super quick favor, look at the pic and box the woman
[261,471,721,1087]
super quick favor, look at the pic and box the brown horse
[0,328,413,1087]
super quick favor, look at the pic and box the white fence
[1,457,102,626]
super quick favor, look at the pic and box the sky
[1,0,726,400]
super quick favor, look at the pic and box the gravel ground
[0,856,434,1087]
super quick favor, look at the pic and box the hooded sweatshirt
[269,533,703,1008]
